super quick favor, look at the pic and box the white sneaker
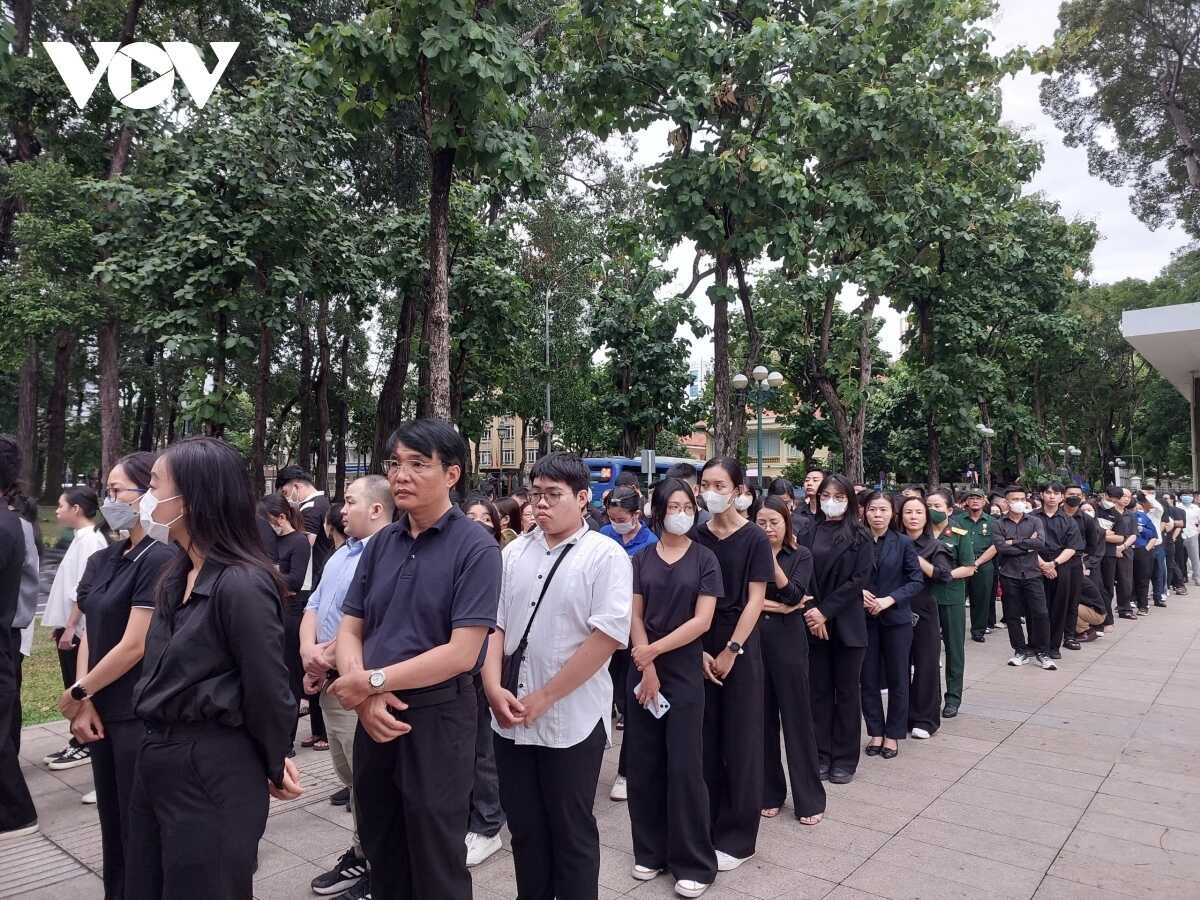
[47,744,91,770]
[910,727,931,740]
[464,832,502,867]
[609,775,627,801]
[43,744,73,765]
[632,864,661,881]
[715,850,753,871]
[81,790,97,805]
[1036,652,1058,671]
[676,879,710,897]
[1007,651,1029,667]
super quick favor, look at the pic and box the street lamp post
[975,423,996,492]
[732,366,784,490]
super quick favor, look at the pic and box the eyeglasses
[382,458,440,476]
[665,504,695,515]
[104,487,144,501]
[528,490,569,506]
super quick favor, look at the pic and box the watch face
[369,671,385,688]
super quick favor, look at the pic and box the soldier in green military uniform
[953,487,1000,643]
[927,490,978,718]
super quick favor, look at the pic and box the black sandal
[864,741,883,757]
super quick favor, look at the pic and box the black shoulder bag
[501,541,576,697]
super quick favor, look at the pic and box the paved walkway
[6,594,1200,899]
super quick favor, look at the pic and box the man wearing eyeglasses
[329,420,501,900]
[483,452,632,900]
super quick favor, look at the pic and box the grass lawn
[37,503,69,548]
[22,626,67,727]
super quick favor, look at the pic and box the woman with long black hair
[755,496,825,824]
[859,491,923,760]
[261,492,321,753]
[126,437,301,899]
[897,496,953,740]
[692,457,774,872]
[625,477,719,897]
[801,474,873,784]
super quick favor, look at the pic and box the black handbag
[501,541,576,697]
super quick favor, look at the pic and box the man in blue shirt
[330,421,501,900]
[1132,493,1161,615]
[300,474,394,900]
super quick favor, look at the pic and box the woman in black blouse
[626,477,720,896]
[801,474,873,784]
[127,437,300,900]
[57,451,179,900]
[859,492,924,760]
[755,496,825,824]
[261,493,317,752]
[897,496,953,740]
[692,457,775,872]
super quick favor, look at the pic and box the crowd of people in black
[1,424,1197,900]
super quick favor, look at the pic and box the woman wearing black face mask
[800,474,873,784]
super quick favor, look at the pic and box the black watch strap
[70,683,89,701]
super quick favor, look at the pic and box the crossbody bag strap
[514,539,576,650]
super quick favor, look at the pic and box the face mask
[1182,496,1193,505]
[610,520,636,536]
[643,501,652,517]
[990,505,1001,517]
[928,508,947,525]
[100,497,139,532]
[286,495,302,509]
[1064,497,1082,509]
[703,491,731,515]
[733,494,753,512]
[1009,501,1028,515]
[821,498,848,519]
[664,513,695,536]
[1084,508,1096,517]
[1100,498,1114,509]
[140,491,182,545]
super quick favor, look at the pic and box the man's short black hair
[530,452,590,495]
[1043,481,1066,493]
[767,477,794,497]
[1003,484,1026,498]
[276,464,314,489]
[1135,491,1149,505]
[1105,484,1124,499]
[665,462,699,481]
[386,419,467,472]
[615,471,641,490]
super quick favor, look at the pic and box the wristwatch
[69,683,89,702]
[726,641,744,656]
[367,670,387,692]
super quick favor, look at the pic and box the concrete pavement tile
[1025,711,1142,739]
[708,858,836,900]
[251,837,311,879]
[1118,737,1200,777]
[897,817,1059,872]
[830,779,939,816]
[1038,690,1152,718]
[985,745,1112,777]
[31,787,101,833]
[843,858,1007,900]
[754,827,868,882]
[1062,829,1200,880]
[922,732,998,755]
[973,753,1105,791]
[261,808,360,860]
[823,888,885,900]
[251,861,325,900]
[955,769,1095,810]
[937,716,1021,743]
[764,815,892,857]
[939,783,1083,828]
[469,849,518,898]
[1107,761,1200,795]
[1089,792,1200,832]
[1031,875,1138,899]
[597,843,639,894]
[918,798,1072,849]
[1074,808,1170,848]
[1004,723,1127,761]
[1098,777,1200,812]
[6,872,104,899]
[1046,850,1195,899]
[868,836,1043,899]
[625,878,747,899]
[822,797,914,835]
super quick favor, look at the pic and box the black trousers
[354,676,476,900]
[625,642,716,883]
[495,720,607,900]
[1133,546,1155,610]
[468,673,504,838]
[92,717,142,900]
[1099,556,1117,624]
[125,724,269,900]
[999,575,1049,654]
[702,623,764,858]
[609,649,629,777]
[1046,562,1082,652]
[966,565,995,638]
[908,591,941,734]
[1116,552,1135,613]
[761,613,825,818]
[51,629,83,751]
[809,634,866,773]
[0,627,35,830]
[1168,538,1187,588]
[862,619,912,741]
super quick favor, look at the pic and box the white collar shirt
[492,521,632,749]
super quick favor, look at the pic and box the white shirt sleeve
[586,544,632,648]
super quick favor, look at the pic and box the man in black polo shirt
[330,420,501,900]
[277,465,333,587]
[1030,483,1085,660]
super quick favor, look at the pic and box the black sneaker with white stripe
[47,744,91,770]
[312,850,367,896]
[331,878,370,900]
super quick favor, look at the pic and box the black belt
[390,673,472,712]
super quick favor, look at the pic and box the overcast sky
[644,0,1191,365]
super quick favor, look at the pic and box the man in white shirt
[1180,491,1200,586]
[484,453,632,900]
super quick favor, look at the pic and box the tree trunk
[138,343,157,451]
[0,0,37,262]
[730,255,761,455]
[41,330,75,502]
[373,288,421,471]
[711,254,734,457]
[314,293,332,494]
[296,294,313,470]
[207,311,227,437]
[980,400,994,493]
[251,323,271,496]
[16,337,39,493]
[916,296,940,486]
[98,319,121,480]
[423,144,456,422]
[811,290,875,484]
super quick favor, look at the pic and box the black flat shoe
[971,633,985,643]
[942,703,959,718]
[1119,611,1137,620]
[864,743,882,756]
[1063,639,1082,650]
[1048,649,1062,660]
[1154,600,1167,608]
[818,764,829,781]
[828,768,855,783]
[880,746,898,760]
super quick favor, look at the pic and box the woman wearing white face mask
[625,478,720,896]
[800,474,873,784]
[732,485,758,520]
[691,458,775,872]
